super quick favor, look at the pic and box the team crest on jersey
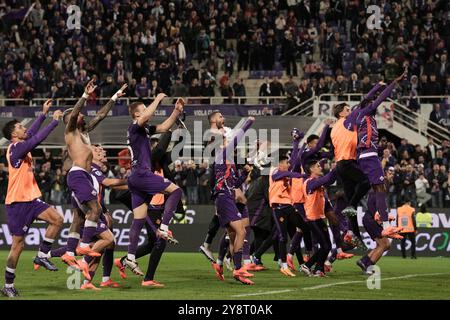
[279,217,284,222]
[91,190,98,196]
[95,171,102,176]
[156,219,161,225]
[380,176,385,181]
[23,226,28,232]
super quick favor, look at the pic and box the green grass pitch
[1,251,449,300]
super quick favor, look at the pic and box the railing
[0,96,288,107]
[281,96,315,116]
[400,95,449,104]
[387,98,450,142]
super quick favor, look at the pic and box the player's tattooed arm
[137,92,167,126]
[65,79,96,134]
[87,84,127,132]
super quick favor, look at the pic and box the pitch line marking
[232,289,294,297]
[231,273,450,297]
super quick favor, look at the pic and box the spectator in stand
[415,173,431,206]
[233,78,246,104]
[270,77,285,97]
[259,77,271,104]
[201,78,215,104]
[237,34,249,72]
[347,73,361,100]
[331,74,347,99]
[428,164,446,208]
[171,77,188,99]
[220,77,234,104]
[183,160,200,205]
[188,78,202,104]
[281,30,298,77]
[198,160,211,205]
[135,77,149,99]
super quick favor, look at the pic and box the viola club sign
[0,205,449,256]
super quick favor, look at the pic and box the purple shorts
[79,213,109,239]
[215,194,242,228]
[362,213,383,240]
[358,155,385,185]
[67,167,98,207]
[5,199,50,236]
[127,169,171,209]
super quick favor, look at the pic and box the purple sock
[50,246,68,258]
[39,239,54,254]
[128,218,146,255]
[233,249,243,270]
[84,256,94,265]
[102,248,114,277]
[218,234,229,261]
[162,188,182,225]
[67,236,80,253]
[289,232,302,255]
[361,255,374,268]
[81,220,98,244]
[5,269,15,285]
[243,226,251,260]
[88,271,95,281]
[375,191,389,222]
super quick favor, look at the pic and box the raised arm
[358,81,396,118]
[87,84,127,132]
[363,82,383,102]
[289,128,304,171]
[102,177,128,188]
[306,122,331,157]
[225,117,255,156]
[292,143,306,173]
[10,111,63,165]
[155,98,184,133]
[28,99,53,137]
[137,93,167,127]
[306,169,337,193]
[65,80,96,134]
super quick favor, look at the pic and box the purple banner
[0,104,277,118]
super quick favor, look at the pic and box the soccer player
[357,170,403,274]
[300,160,338,277]
[199,111,227,262]
[212,117,255,284]
[48,145,127,287]
[115,130,183,287]
[355,70,407,237]
[269,155,304,277]
[1,100,64,297]
[124,94,183,276]
[62,80,127,269]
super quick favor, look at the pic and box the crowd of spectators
[1,135,450,208]
[0,0,448,108]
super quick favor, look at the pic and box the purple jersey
[91,163,107,212]
[356,81,395,156]
[213,118,254,198]
[127,121,156,171]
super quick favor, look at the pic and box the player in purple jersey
[355,70,406,238]
[62,80,127,270]
[357,169,403,275]
[124,93,183,278]
[212,117,255,285]
[48,146,127,288]
[1,101,63,298]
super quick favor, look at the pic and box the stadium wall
[1,205,450,257]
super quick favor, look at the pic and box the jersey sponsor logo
[91,190,98,196]
[95,171,102,176]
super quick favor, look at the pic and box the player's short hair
[332,103,348,118]
[307,134,319,144]
[305,159,319,175]
[208,110,221,123]
[2,119,20,141]
[279,155,289,163]
[129,102,144,118]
